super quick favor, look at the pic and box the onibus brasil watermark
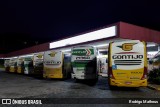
[1,99,42,105]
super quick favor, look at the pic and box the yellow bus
[4,59,10,72]
[108,40,147,88]
[9,58,18,73]
[17,57,25,74]
[43,51,71,79]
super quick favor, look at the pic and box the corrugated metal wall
[119,22,160,44]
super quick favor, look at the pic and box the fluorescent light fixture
[147,43,156,47]
[148,51,158,55]
[97,55,108,58]
[11,57,18,59]
[50,26,116,49]
[95,44,109,48]
[24,55,33,57]
[19,54,33,57]
[61,49,71,52]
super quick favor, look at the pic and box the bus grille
[114,60,142,65]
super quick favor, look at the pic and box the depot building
[0,21,160,59]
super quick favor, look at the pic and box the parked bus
[17,57,25,74]
[108,40,147,88]
[9,58,18,73]
[149,51,160,70]
[4,59,10,72]
[24,56,34,75]
[43,51,71,79]
[71,46,98,81]
[97,51,108,77]
[33,52,44,77]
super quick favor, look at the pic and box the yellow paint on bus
[108,40,147,88]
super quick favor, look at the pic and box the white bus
[71,46,98,81]
[24,56,34,75]
[97,50,108,77]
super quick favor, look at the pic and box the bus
[149,51,160,70]
[108,40,147,88]
[24,56,34,75]
[17,57,25,74]
[9,58,18,73]
[4,59,10,72]
[43,51,71,79]
[97,51,108,77]
[71,46,98,81]
[33,52,44,77]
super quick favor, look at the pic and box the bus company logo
[49,52,57,57]
[85,49,91,55]
[117,43,137,51]
[36,54,43,58]
[44,61,61,65]
[72,49,92,56]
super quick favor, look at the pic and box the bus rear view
[43,51,71,79]
[33,53,44,77]
[4,59,10,72]
[71,46,98,81]
[108,40,147,87]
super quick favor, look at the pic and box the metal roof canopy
[1,21,160,58]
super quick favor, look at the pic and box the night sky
[0,0,160,54]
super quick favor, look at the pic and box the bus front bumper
[109,78,147,87]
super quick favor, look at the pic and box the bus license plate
[125,82,132,84]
